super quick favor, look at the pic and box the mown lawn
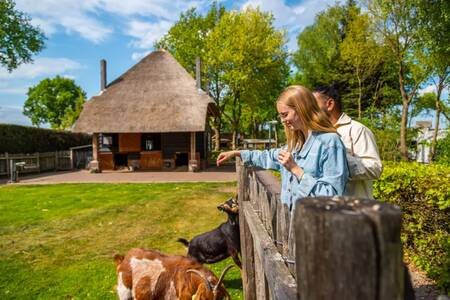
[0,182,242,299]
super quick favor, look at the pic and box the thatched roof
[73,50,216,133]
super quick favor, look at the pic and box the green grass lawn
[0,182,242,299]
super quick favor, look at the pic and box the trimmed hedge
[374,162,450,294]
[0,124,91,154]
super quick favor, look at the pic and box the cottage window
[141,133,161,151]
[99,133,118,152]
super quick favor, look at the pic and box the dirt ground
[407,263,446,299]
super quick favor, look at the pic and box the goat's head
[187,265,234,300]
[217,197,239,215]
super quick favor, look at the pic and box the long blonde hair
[277,85,336,152]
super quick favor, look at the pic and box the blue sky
[0,0,446,128]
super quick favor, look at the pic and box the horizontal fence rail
[236,158,404,300]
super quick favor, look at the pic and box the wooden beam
[243,201,298,300]
[190,132,196,160]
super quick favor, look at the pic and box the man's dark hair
[314,83,342,111]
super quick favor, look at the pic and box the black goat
[178,197,241,268]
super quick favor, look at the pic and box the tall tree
[206,7,288,149]
[0,0,45,71]
[340,8,385,119]
[366,0,430,160]
[415,0,450,161]
[23,76,86,129]
[155,2,226,150]
[293,1,399,120]
[293,5,345,88]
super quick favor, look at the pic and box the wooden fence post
[295,197,404,300]
[36,152,40,173]
[237,158,257,300]
[5,152,9,176]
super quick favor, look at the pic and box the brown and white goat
[113,248,233,300]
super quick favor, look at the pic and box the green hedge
[0,124,91,154]
[374,162,450,294]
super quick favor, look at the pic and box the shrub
[436,129,450,165]
[374,162,450,293]
[0,124,91,154]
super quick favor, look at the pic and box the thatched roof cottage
[73,50,217,172]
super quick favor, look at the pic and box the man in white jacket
[313,84,382,199]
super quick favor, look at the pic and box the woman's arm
[292,144,349,198]
[216,150,241,166]
[217,149,282,171]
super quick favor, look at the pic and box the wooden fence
[237,158,404,300]
[0,151,72,177]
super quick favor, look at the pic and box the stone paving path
[1,165,237,185]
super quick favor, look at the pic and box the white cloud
[131,51,152,61]
[97,0,205,21]
[0,57,82,79]
[0,105,31,126]
[127,19,172,49]
[241,0,335,51]
[0,86,28,95]
[418,84,436,96]
[15,0,207,44]
[15,0,112,43]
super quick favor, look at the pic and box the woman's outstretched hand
[216,150,239,166]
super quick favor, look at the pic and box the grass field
[0,182,242,299]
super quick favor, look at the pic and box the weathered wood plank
[237,159,256,300]
[295,196,403,300]
[254,246,268,300]
[243,201,297,300]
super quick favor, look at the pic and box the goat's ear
[113,253,124,266]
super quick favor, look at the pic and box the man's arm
[347,125,382,180]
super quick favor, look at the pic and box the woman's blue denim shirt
[240,131,349,209]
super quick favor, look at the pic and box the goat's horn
[213,265,234,291]
[186,269,213,292]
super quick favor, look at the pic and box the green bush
[436,129,450,165]
[0,124,91,154]
[374,162,450,293]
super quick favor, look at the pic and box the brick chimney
[100,59,107,91]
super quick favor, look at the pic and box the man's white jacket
[335,113,383,199]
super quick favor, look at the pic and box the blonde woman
[216,85,349,210]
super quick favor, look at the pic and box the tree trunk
[429,80,444,162]
[357,73,362,120]
[400,100,409,161]
[213,126,220,151]
[398,64,412,161]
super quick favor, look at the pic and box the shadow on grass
[224,278,243,290]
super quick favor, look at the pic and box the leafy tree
[340,9,386,119]
[0,0,45,71]
[155,2,226,150]
[415,0,450,161]
[206,7,289,148]
[293,1,399,120]
[366,0,431,160]
[23,76,86,129]
[293,4,345,88]
[157,4,288,149]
